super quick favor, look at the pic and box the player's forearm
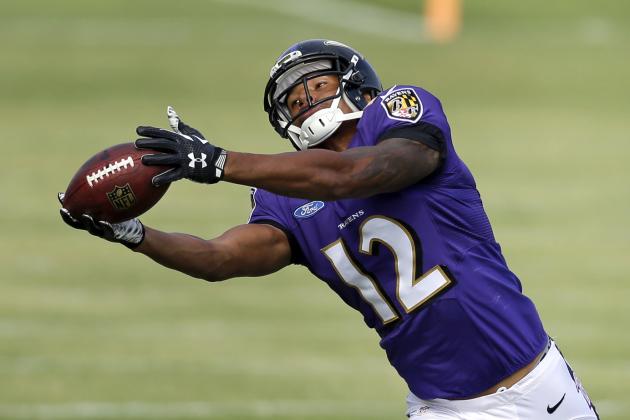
[132,226,234,282]
[224,149,356,200]
[223,140,439,200]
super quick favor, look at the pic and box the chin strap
[337,110,364,121]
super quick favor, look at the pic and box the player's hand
[135,106,228,187]
[58,192,145,248]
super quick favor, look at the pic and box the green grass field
[1,1,629,418]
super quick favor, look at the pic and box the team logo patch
[107,184,136,210]
[381,88,423,123]
[293,201,325,219]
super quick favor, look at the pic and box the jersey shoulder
[248,188,323,230]
[248,187,290,226]
[357,85,476,188]
[247,188,327,266]
[356,84,450,148]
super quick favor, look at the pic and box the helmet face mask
[272,66,346,134]
[264,39,383,150]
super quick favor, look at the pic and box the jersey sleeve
[376,121,444,152]
[359,85,450,148]
[356,85,474,188]
[247,188,306,265]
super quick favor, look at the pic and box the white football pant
[406,341,598,419]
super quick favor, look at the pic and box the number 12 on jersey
[322,216,453,324]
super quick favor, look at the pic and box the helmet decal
[269,50,302,78]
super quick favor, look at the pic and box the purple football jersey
[248,85,548,399]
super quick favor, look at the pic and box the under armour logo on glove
[188,152,208,169]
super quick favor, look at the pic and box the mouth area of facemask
[289,93,362,148]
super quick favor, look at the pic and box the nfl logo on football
[107,184,137,210]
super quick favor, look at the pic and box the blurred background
[1,0,629,418]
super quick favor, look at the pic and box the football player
[59,39,599,419]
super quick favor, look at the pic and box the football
[63,142,170,223]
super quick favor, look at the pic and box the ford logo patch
[293,201,325,219]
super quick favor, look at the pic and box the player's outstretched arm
[225,138,440,200]
[133,223,292,282]
[59,191,290,281]
[135,108,439,200]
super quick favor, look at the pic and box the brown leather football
[63,143,170,223]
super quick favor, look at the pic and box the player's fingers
[178,121,206,139]
[136,126,181,141]
[135,137,178,153]
[141,153,179,166]
[167,105,180,132]
[165,106,206,139]
[98,220,114,230]
[151,168,181,187]
[60,208,85,230]
[97,221,117,241]
[81,214,105,236]
[57,192,65,205]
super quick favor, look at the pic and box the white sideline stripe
[0,401,394,418]
[211,0,428,44]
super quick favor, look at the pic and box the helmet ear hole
[349,71,364,85]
